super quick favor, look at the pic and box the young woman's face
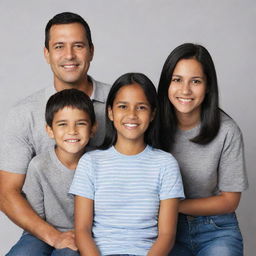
[108,83,154,146]
[168,58,206,122]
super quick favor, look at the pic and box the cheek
[168,86,176,104]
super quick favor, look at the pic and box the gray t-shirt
[0,77,110,174]
[22,146,75,231]
[171,113,248,199]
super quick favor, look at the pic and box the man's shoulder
[12,87,52,111]
[90,76,111,103]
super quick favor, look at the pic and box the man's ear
[90,122,98,138]
[108,106,113,121]
[46,124,54,139]
[89,44,94,62]
[44,47,50,64]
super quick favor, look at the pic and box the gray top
[23,146,75,231]
[171,112,248,199]
[0,77,111,174]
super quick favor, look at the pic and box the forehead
[53,107,90,120]
[48,22,88,44]
[114,84,149,103]
[173,58,204,76]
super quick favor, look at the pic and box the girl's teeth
[124,124,138,127]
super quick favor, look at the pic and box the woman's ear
[108,106,114,121]
[150,109,156,122]
[46,124,54,139]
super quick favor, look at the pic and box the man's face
[44,23,94,88]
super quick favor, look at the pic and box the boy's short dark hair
[45,12,93,50]
[45,89,96,127]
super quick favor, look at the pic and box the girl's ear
[46,124,54,139]
[150,109,156,122]
[108,106,114,121]
[90,122,98,138]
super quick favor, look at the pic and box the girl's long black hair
[158,43,220,151]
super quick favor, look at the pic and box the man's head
[44,12,94,89]
[45,12,93,50]
[45,89,96,155]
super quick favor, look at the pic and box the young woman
[158,43,248,256]
[69,73,184,256]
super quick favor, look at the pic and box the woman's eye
[192,79,202,84]
[118,105,127,109]
[77,122,87,126]
[172,78,181,83]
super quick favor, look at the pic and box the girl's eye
[172,78,181,83]
[137,105,148,111]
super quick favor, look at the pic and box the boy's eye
[117,104,127,109]
[57,122,66,126]
[77,122,87,126]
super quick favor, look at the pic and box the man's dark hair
[45,12,93,49]
[45,89,95,127]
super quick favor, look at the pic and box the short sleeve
[218,124,248,192]
[22,160,45,219]
[159,156,185,200]
[69,154,95,199]
[0,106,34,174]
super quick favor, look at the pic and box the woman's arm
[74,195,100,256]
[147,198,179,256]
[179,191,241,216]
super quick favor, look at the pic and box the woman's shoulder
[219,111,242,137]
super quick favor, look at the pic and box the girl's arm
[74,195,100,256]
[179,191,241,216]
[147,198,179,256]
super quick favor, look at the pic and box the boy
[7,89,96,256]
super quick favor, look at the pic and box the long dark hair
[158,43,220,151]
[100,72,160,149]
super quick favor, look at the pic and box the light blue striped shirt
[69,145,184,255]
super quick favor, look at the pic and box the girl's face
[108,83,154,147]
[168,58,206,123]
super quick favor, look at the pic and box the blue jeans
[6,233,80,256]
[169,213,243,256]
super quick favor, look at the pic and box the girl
[69,73,184,256]
[158,43,248,256]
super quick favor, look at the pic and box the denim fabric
[6,233,79,256]
[169,213,243,256]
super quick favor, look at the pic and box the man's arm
[0,170,76,249]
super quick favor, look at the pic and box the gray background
[0,0,255,255]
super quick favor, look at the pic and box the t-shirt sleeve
[159,155,185,200]
[0,106,34,174]
[22,160,45,219]
[69,154,95,200]
[218,123,248,192]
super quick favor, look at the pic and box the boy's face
[46,107,95,160]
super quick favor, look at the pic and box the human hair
[45,12,93,50]
[45,89,95,127]
[100,72,160,149]
[158,43,220,151]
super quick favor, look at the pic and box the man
[0,12,110,254]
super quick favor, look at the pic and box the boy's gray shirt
[0,77,110,174]
[23,146,75,231]
[171,112,248,199]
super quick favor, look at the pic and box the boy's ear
[108,106,114,121]
[90,122,98,138]
[45,124,54,139]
